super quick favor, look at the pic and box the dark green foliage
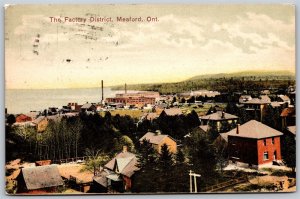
[136,139,157,168]
[207,121,219,141]
[111,75,294,95]
[133,142,190,193]
[263,105,282,130]
[186,130,217,178]
[176,149,185,163]
[6,114,16,126]
[159,144,173,170]
[281,135,296,173]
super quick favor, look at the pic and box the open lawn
[180,103,227,116]
[100,109,151,119]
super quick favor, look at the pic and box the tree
[207,121,219,141]
[6,114,16,126]
[159,144,174,171]
[281,135,296,174]
[175,149,185,164]
[83,148,110,176]
[137,139,157,168]
[186,130,217,178]
[113,135,135,153]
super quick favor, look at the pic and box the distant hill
[188,70,295,81]
[111,70,295,94]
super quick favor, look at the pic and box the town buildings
[16,165,64,194]
[93,147,139,192]
[200,111,238,132]
[139,131,177,154]
[221,120,283,168]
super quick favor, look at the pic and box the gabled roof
[278,95,290,102]
[81,103,95,109]
[222,120,283,140]
[200,111,238,121]
[142,112,158,120]
[161,108,182,116]
[20,165,63,190]
[93,170,109,187]
[287,126,296,136]
[270,102,281,108]
[242,97,270,104]
[281,107,295,117]
[199,125,209,132]
[104,151,139,178]
[259,95,271,103]
[32,116,47,124]
[139,132,175,145]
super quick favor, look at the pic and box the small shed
[16,165,64,194]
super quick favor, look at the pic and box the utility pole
[189,170,201,193]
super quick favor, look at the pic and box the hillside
[188,70,295,81]
[111,70,295,94]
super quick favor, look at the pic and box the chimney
[125,83,127,94]
[236,124,240,134]
[122,146,128,153]
[101,80,104,101]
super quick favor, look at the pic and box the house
[199,111,238,132]
[280,107,296,129]
[259,95,271,103]
[221,120,283,168]
[32,116,49,133]
[159,108,182,117]
[16,165,64,194]
[152,104,168,115]
[270,101,282,108]
[81,103,97,113]
[140,112,159,121]
[15,114,32,123]
[240,97,271,122]
[286,126,296,138]
[139,131,177,154]
[93,147,139,193]
[277,95,291,106]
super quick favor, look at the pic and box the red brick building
[106,96,155,106]
[222,120,283,168]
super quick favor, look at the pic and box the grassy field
[99,103,227,119]
[181,103,227,116]
[100,109,152,119]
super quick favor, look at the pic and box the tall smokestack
[125,83,127,94]
[101,80,104,101]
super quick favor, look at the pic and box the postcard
[4,4,296,195]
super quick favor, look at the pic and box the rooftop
[221,120,283,141]
[20,165,64,190]
[105,151,139,178]
[200,111,238,121]
[162,108,182,116]
[139,132,173,145]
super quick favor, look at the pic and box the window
[263,139,267,146]
[263,152,269,160]
[272,138,275,144]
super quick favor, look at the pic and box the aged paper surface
[5,4,295,195]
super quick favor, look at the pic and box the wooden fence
[52,156,89,164]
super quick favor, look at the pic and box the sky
[5,4,295,89]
